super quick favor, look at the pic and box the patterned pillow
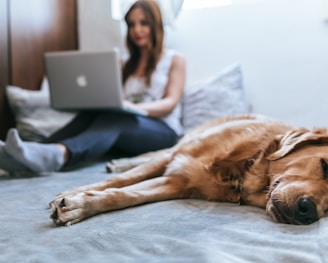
[182,63,249,131]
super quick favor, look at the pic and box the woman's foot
[0,141,31,173]
[5,129,65,172]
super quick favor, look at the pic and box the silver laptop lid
[44,49,124,111]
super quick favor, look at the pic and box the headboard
[0,0,78,140]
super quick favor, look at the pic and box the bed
[1,160,327,263]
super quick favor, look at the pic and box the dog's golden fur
[50,114,328,226]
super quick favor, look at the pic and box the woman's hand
[123,100,139,110]
[123,100,148,116]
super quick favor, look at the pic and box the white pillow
[182,63,249,131]
[6,78,76,141]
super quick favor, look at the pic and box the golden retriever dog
[49,114,328,226]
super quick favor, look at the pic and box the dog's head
[266,128,328,225]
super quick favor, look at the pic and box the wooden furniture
[0,0,78,140]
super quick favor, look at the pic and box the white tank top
[123,49,184,136]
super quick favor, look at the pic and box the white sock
[0,141,31,172]
[5,129,65,172]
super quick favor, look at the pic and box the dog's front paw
[49,192,95,226]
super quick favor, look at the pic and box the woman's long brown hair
[122,0,164,86]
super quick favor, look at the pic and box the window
[111,0,184,27]
[182,0,232,10]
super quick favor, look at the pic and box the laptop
[44,49,147,116]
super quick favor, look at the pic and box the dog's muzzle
[269,197,319,225]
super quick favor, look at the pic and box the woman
[0,0,186,173]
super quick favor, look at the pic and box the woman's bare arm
[124,53,186,118]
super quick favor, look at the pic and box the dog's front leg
[50,153,172,204]
[50,176,186,226]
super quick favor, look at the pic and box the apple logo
[76,75,88,87]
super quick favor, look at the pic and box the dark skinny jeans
[45,111,178,167]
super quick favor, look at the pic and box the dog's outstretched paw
[49,193,91,226]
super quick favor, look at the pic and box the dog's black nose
[295,198,318,225]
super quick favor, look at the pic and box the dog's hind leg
[106,149,166,173]
[50,174,187,226]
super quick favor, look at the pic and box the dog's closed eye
[320,159,328,179]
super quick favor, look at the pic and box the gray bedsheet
[0,162,327,263]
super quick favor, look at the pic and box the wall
[78,0,123,51]
[78,0,328,128]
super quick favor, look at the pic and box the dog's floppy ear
[268,128,328,160]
